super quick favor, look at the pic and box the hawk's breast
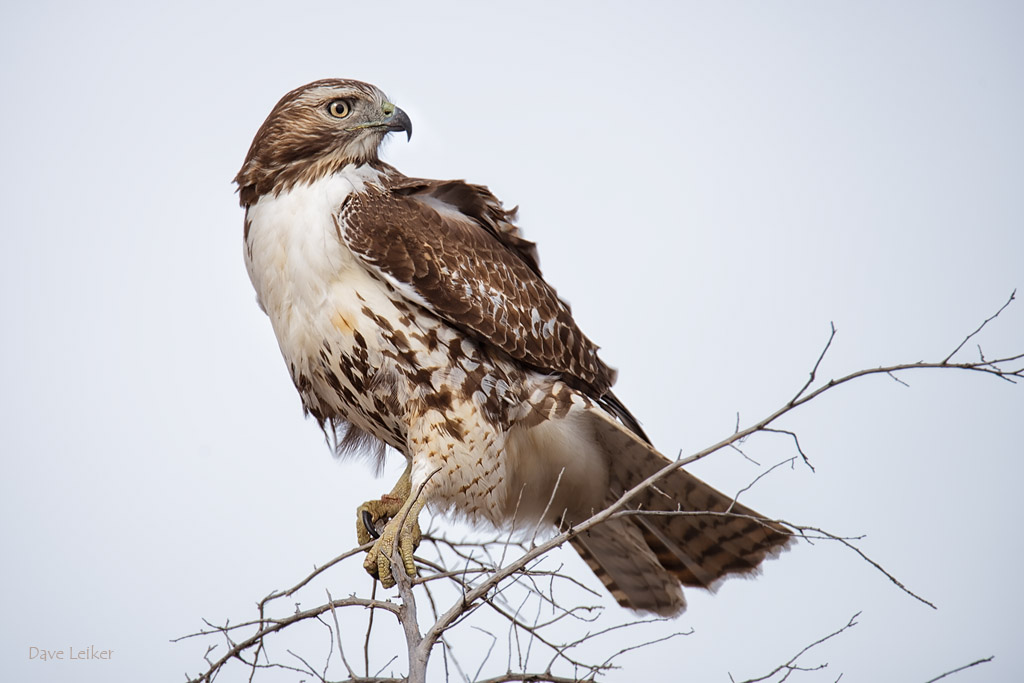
[243,167,412,447]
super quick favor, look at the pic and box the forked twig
[731,612,860,683]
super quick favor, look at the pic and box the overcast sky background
[1,1,1022,681]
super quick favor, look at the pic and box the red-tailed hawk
[236,79,790,615]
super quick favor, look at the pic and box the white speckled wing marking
[337,179,618,395]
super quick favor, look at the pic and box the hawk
[236,79,790,615]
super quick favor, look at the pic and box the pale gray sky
[1,1,1022,681]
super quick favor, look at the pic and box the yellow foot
[362,511,422,588]
[355,462,425,587]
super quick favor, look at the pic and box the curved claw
[362,509,381,540]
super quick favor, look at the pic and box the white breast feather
[244,167,387,368]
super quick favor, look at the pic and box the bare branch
[729,440,762,466]
[922,656,995,683]
[258,543,372,613]
[732,612,860,683]
[793,526,935,610]
[471,626,499,681]
[943,289,1015,364]
[793,321,837,404]
[760,428,815,471]
[179,597,401,683]
[886,371,910,388]
[287,648,328,682]
[364,579,377,677]
[392,473,439,683]
[727,457,797,513]
[326,589,359,681]
[600,629,692,670]
[613,509,933,609]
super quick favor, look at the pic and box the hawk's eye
[327,100,352,119]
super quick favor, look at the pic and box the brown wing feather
[388,177,543,276]
[340,178,616,395]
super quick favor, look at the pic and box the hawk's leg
[357,462,424,587]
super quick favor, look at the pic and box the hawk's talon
[356,463,414,547]
[361,509,380,540]
[356,497,401,546]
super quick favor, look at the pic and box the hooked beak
[346,102,413,141]
[382,103,412,141]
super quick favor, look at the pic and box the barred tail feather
[570,519,686,616]
[572,406,793,615]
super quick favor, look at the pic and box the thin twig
[727,457,797,513]
[942,290,1015,364]
[326,589,358,680]
[364,579,377,677]
[793,321,837,404]
[179,597,401,683]
[760,428,815,472]
[922,656,994,683]
[733,612,860,683]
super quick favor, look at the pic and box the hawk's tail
[570,407,793,616]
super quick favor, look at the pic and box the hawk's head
[234,79,411,206]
